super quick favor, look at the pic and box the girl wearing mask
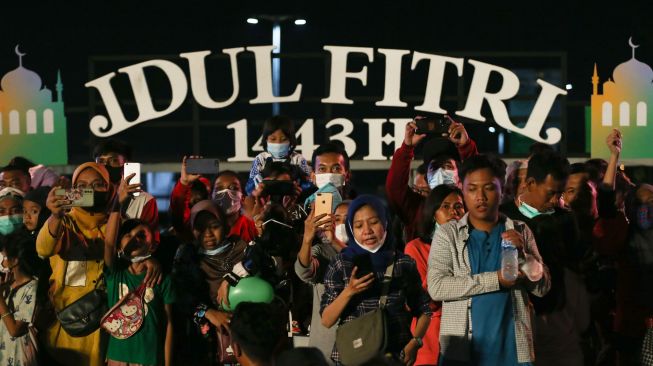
[172,200,247,365]
[245,115,312,195]
[103,215,176,366]
[36,163,160,366]
[404,185,464,366]
[0,234,43,366]
[22,187,51,237]
[0,188,25,237]
[321,195,432,365]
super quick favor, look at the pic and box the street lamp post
[247,15,306,116]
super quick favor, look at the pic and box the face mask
[118,252,152,263]
[87,191,110,213]
[427,168,459,189]
[105,166,123,184]
[334,223,348,244]
[315,173,345,189]
[0,214,23,235]
[213,189,243,215]
[267,142,290,159]
[198,241,233,256]
[637,204,653,230]
[518,199,554,219]
[349,222,387,253]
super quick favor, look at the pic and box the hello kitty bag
[100,282,147,339]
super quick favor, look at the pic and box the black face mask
[87,191,110,213]
[105,166,123,185]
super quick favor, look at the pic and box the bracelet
[1,312,12,319]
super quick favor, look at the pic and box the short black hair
[418,184,463,239]
[529,142,555,156]
[92,139,133,161]
[584,158,608,185]
[458,154,506,186]
[311,141,350,172]
[262,115,297,151]
[189,180,209,199]
[3,232,43,277]
[526,151,570,184]
[1,164,30,177]
[569,162,587,175]
[231,302,286,363]
[8,157,36,169]
[261,161,296,180]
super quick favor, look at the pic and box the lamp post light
[246,15,306,115]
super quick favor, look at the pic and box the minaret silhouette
[56,70,63,102]
[592,63,599,96]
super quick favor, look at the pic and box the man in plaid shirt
[428,155,551,365]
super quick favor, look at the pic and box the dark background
[2,0,652,165]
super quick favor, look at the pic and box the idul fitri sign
[85,45,568,161]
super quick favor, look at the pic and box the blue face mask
[518,200,554,219]
[267,142,290,159]
[0,214,23,235]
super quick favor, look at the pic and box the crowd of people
[0,114,651,366]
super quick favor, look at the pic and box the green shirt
[105,265,177,365]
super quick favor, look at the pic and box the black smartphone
[186,158,220,175]
[353,254,374,278]
[261,180,295,196]
[415,114,452,136]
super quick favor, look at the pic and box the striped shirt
[321,252,432,363]
[427,214,551,364]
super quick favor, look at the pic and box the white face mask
[334,223,349,244]
[428,168,459,189]
[349,222,387,253]
[315,173,345,189]
[213,188,243,215]
[198,241,233,256]
[118,250,152,263]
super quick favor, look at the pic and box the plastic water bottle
[501,239,518,282]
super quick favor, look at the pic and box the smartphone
[123,162,141,197]
[415,114,452,136]
[353,254,374,278]
[314,192,333,218]
[186,158,220,175]
[261,180,295,196]
[55,188,94,208]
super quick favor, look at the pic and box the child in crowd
[246,115,312,195]
[22,187,51,238]
[0,233,42,366]
[104,214,176,366]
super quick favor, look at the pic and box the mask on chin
[518,197,555,219]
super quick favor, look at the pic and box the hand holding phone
[123,163,141,197]
[186,158,220,175]
[314,192,333,219]
[415,114,452,136]
[54,188,94,208]
[353,254,374,279]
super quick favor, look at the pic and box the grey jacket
[427,214,551,363]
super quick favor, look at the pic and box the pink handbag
[100,283,147,339]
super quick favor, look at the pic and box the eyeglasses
[95,155,126,167]
[74,181,108,190]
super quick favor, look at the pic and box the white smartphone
[123,162,141,197]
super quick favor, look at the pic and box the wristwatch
[413,336,423,348]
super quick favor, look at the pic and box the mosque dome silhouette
[1,66,43,98]
[613,57,653,86]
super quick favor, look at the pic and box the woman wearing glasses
[36,163,159,366]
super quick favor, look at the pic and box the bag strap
[378,261,395,309]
